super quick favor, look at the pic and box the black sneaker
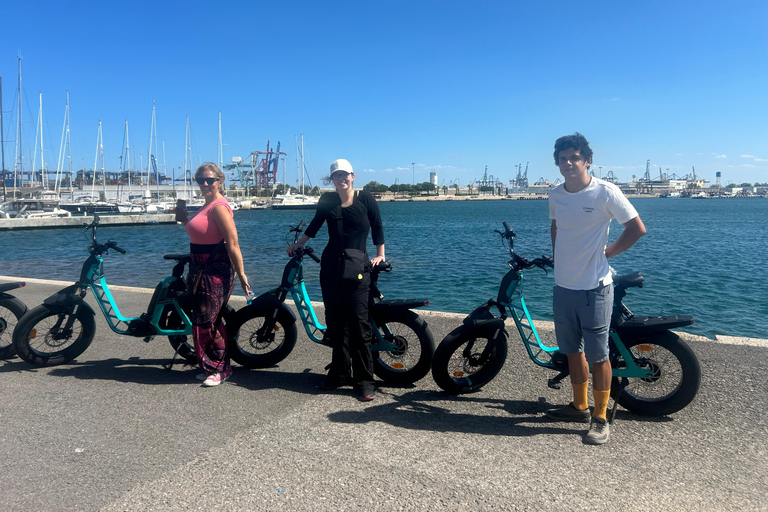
[357,382,376,402]
[545,402,591,423]
[319,374,352,390]
[584,417,610,445]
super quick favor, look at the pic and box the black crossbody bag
[336,191,368,283]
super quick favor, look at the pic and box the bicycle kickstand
[164,343,184,372]
[547,370,570,390]
[609,378,628,424]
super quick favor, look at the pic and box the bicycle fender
[449,318,507,339]
[0,281,25,293]
[462,316,506,332]
[42,285,96,317]
[237,299,297,326]
[370,298,429,312]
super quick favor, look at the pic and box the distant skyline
[1,0,766,188]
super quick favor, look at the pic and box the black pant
[320,261,374,387]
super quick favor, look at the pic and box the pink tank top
[185,197,233,244]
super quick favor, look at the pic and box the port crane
[227,141,286,192]
[510,162,528,189]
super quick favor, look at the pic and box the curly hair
[553,132,593,167]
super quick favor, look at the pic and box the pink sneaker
[202,370,231,387]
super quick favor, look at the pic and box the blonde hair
[195,162,225,185]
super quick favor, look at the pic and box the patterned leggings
[187,252,235,374]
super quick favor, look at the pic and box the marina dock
[0,214,177,231]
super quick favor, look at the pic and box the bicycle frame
[271,251,401,352]
[496,263,655,380]
[78,254,191,337]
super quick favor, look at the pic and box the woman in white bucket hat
[287,158,385,401]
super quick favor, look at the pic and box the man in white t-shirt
[546,133,646,445]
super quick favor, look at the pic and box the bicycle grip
[502,221,513,234]
[305,247,321,263]
[108,241,127,254]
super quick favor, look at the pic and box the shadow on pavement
[326,389,578,437]
[327,388,674,437]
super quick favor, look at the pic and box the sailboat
[59,121,120,215]
[271,134,318,210]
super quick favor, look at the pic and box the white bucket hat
[330,158,354,176]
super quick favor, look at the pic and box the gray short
[553,283,613,363]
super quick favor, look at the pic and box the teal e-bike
[226,221,435,385]
[430,222,701,417]
[13,216,223,366]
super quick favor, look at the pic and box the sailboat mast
[146,98,155,199]
[67,111,72,194]
[0,76,5,190]
[38,93,45,190]
[124,120,131,197]
[154,101,159,200]
[100,122,106,199]
[91,120,100,200]
[218,111,223,170]
[292,136,298,193]
[16,55,22,198]
[56,91,70,195]
[184,115,190,200]
[162,140,166,201]
[300,133,304,195]
[65,92,70,193]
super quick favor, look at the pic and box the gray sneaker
[584,417,610,445]
[545,402,591,423]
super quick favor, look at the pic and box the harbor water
[1,198,765,340]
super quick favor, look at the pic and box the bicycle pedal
[143,335,155,343]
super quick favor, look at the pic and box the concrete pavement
[0,277,766,511]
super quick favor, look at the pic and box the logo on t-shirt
[583,207,595,213]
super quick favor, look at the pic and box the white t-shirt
[549,177,638,290]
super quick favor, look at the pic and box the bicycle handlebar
[107,241,127,254]
[289,220,306,234]
[83,217,127,255]
[304,246,321,263]
[374,259,393,273]
[498,221,553,273]
[502,221,515,239]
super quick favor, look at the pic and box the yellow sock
[572,381,589,411]
[593,389,611,420]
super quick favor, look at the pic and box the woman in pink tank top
[177,163,251,387]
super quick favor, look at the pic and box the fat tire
[612,331,701,416]
[226,304,298,368]
[0,296,28,359]
[370,309,435,385]
[13,304,96,366]
[431,324,508,394]
[167,306,235,365]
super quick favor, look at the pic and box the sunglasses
[196,177,219,185]
[331,172,353,180]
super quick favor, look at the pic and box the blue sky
[1,0,766,188]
